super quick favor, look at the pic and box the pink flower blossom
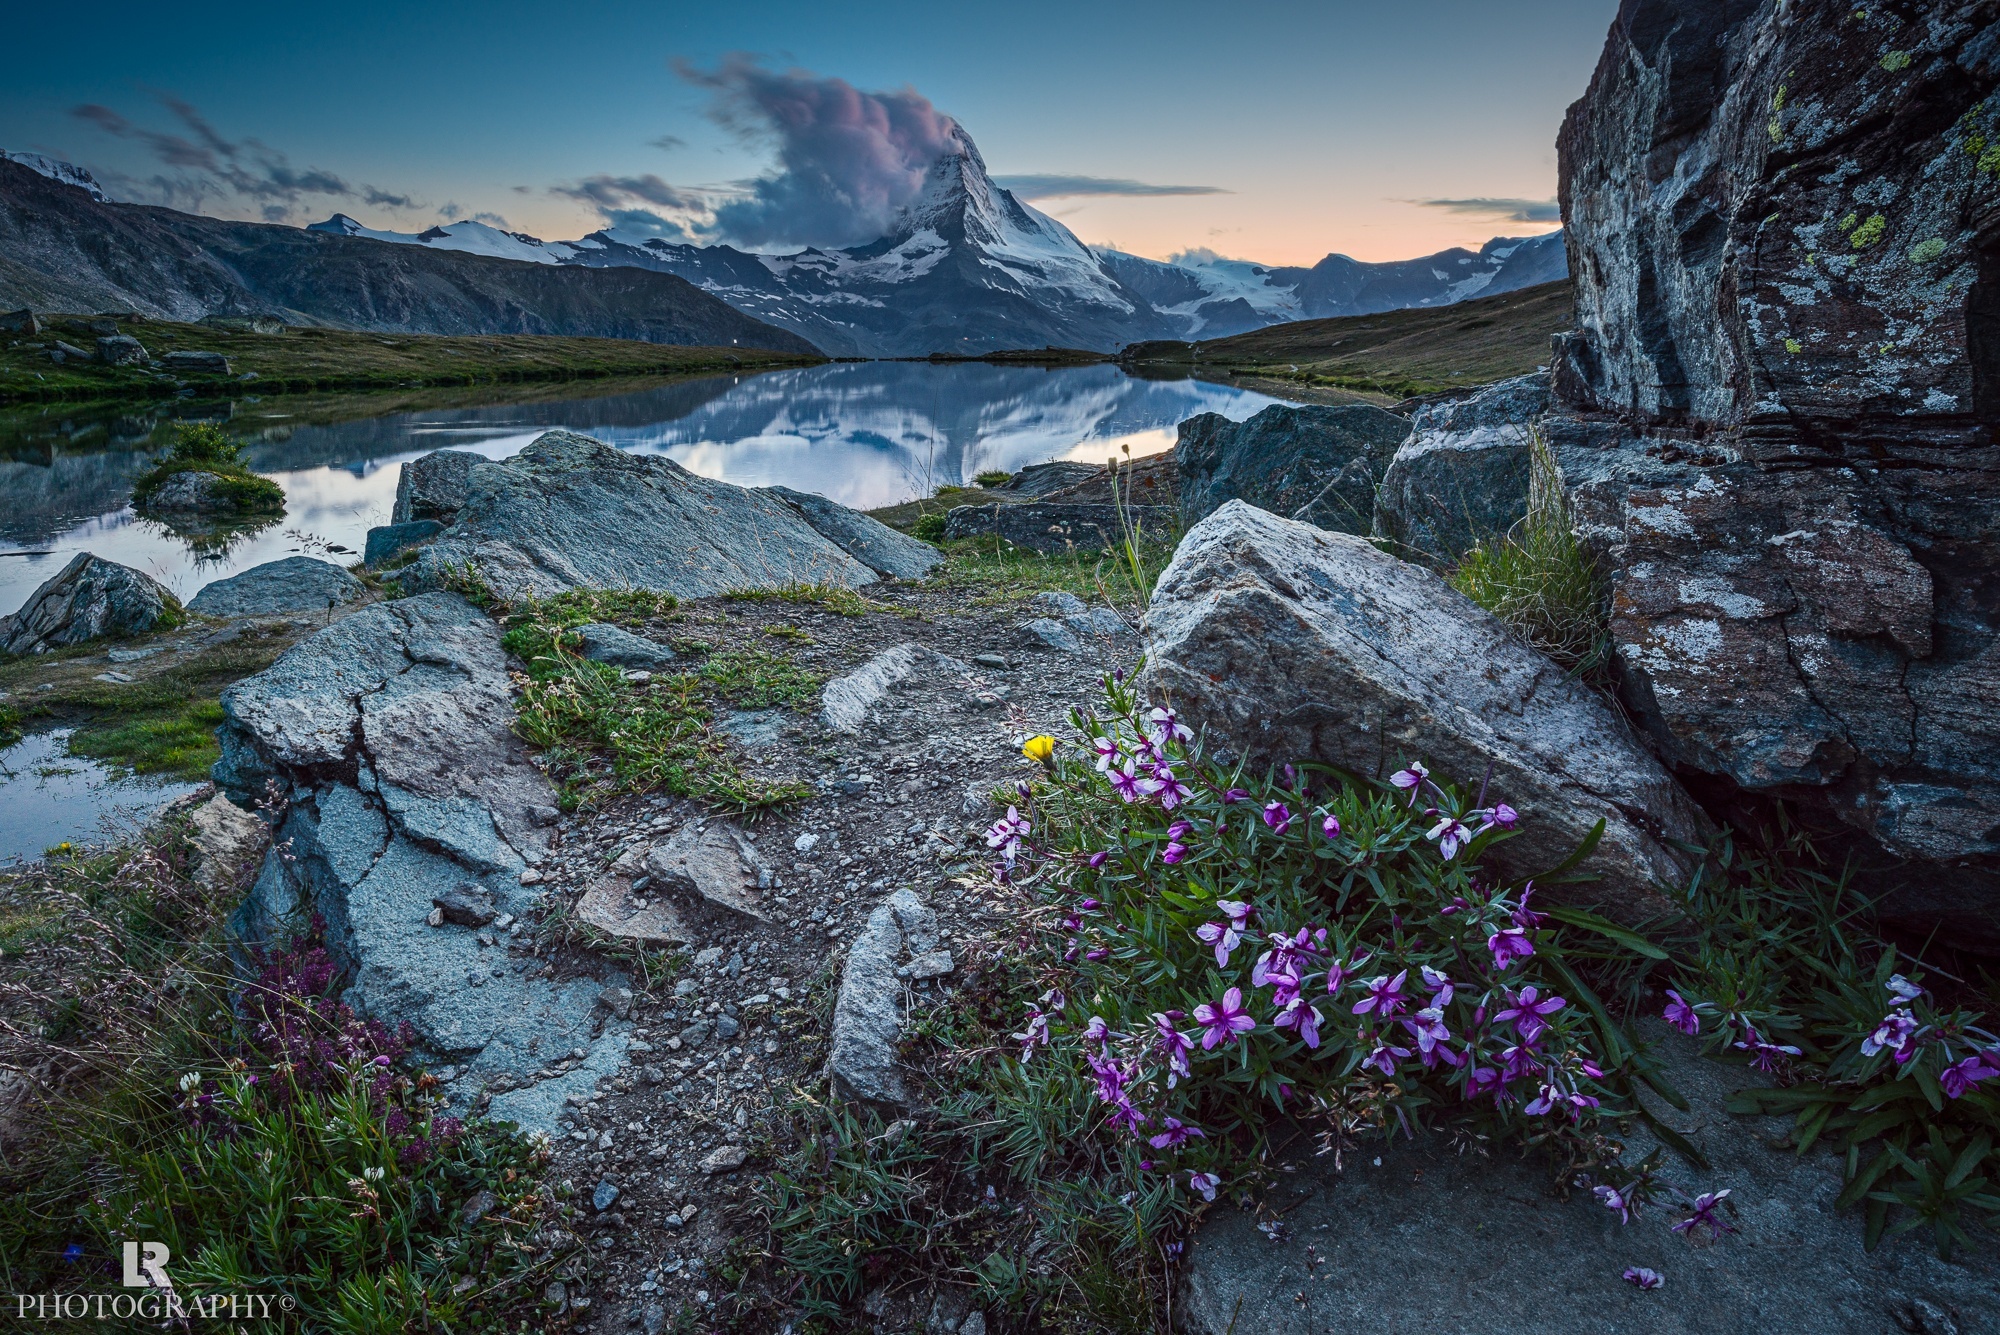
[1487,927,1535,969]
[1148,1116,1206,1149]
[1194,987,1256,1049]
[1194,899,1254,966]
[1352,970,1410,1018]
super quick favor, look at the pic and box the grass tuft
[1447,426,1609,677]
[131,423,285,514]
[722,581,871,617]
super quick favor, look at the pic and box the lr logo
[120,1241,171,1289]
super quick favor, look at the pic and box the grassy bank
[0,315,823,407]
[1122,279,1573,400]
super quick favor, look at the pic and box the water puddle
[0,729,200,865]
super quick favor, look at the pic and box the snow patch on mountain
[307,214,582,265]
[1,151,108,202]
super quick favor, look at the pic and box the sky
[0,0,1616,266]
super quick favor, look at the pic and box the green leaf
[1864,1196,1889,1251]
[1945,1133,1993,1191]
[1837,1147,1898,1211]
[1543,905,1670,959]
[1535,818,1606,882]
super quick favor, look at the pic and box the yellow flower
[1022,735,1057,765]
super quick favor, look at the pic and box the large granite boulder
[1373,373,1551,563]
[215,592,632,1135]
[1179,1020,2000,1334]
[392,449,481,525]
[1547,0,2000,941]
[1140,502,1711,921]
[187,556,364,618]
[0,553,180,654]
[401,431,908,600]
[760,485,942,580]
[1175,403,1409,534]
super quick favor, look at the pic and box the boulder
[573,623,677,670]
[185,793,270,892]
[827,889,938,1108]
[160,350,230,375]
[401,431,891,600]
[187,556,363,618]
[942,501,1175,553]
[1179,1021,2000,1334]
[0,553,180,654]
[48,340,89,362]
[216,592,631,1135]
[0,310,39,335]
[1549,0,2000,941]
[392,449,481,525]
[141,471,234,513]
[1140,502,1710,921]
[1018,591,1132,654]
[761,486,941,581]
[363,520,443,567]
[95,334,146,366]
[1373,373,1551,562]
[994,461,1102,497]
[1040,451,1178,508]
[1175,403,1409,534]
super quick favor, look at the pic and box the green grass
[130,422,286,514]
[929,535,1177,610]
[0,832,557,1327]
[0,316,823,406]
[1446,427,1609,677]
[0,628,291,779]
[721,581,872,617]
[974,469,1014,488]
[501,591,814,813]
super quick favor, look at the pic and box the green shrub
[974,470,1014,488]
[132,423,285,514]
[1449,427,1609,676]
[910,510,948,542]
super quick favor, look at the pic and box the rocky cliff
[1548,0,2000,941]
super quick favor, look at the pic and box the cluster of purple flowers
[178,934,462,1169]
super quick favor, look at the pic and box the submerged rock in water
[1176,403,1408,534]
[0,552,180,654]
[187,556,364,618]
[1141,501,1709,921]
[401,430,904,600]
[215,592,630,1135]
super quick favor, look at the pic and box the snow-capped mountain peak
[2,151,108,202]
[307,213,579,264]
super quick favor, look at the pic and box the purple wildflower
[1402,1007,1454,1065]
[1091,735,1121,772]
[1108,757,1147,803]
[985,807,1031,863]
[1353,970,1410,1018]
[1663,989,1701,1035]
[1427,814,1474,859]
[1487,927,1535,969]
[1194,987,1256,1049]
[1011,1009,1050,1062]
[1861,1008,1919,1063]
[1623,1267,1663,1291]
[1272,993,1324,1049]
[1146,705,1193,745]
[1252,927,1316,989]
[1672,1190,1736,1240]
[1363,1038,1413,1077]
[1942,1053,2000,1099]
[1420,965,1455,1007]
[1222,788,1250,804]
[1152,1012,1195,1087]
[1510,882,1547,931]
[1262,801,1293,835]
[1148,1116,1207,1149]
[1389,764,1428,802]
[1495,985,1566,1043]
[1885,973,1923,1003]
[1594,1184,1636,1224]
[1188,1171,1221,1202]
[1151,764,1194,809]
[1320,813,1342,840]
[1195,899,1254,966]
[1087,850,1111,869]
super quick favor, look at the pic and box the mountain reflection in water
[0,362,1284,616]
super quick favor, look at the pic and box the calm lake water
[0,730,200,864]
[0,362,1281,616]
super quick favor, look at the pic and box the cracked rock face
[1141,502,1711,922]
[399,431,904,601]
[217,592,627,1136]
[1373,374,1551,563]
[1551,0,2000,939]
[1176,403,1410,535]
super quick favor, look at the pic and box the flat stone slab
[826,889,939,1108]
[1180,1023,2000,1334]
[821,643,969,734]
[187,556,364,618]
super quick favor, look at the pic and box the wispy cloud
[71,94,420,222]
[1408,197,1561,223]
[993,174,1227,200]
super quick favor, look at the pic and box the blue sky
[1,0,1617,264]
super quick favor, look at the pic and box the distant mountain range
[0,158,817,354]
[1,137,1566,358]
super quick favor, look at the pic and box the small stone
[674,978,699,997]
[493,913,515,930]
[599,986,634,1019]
[467,972,486,988]
[664,1212,685,1231]
[693,946,724,968]
[432,882,497,927]
[92,670,136,684]
[460,1190,498,1226]
[897,950,955,980]
[593,1180,620,1212]
[699,1145,748,1175]
[426,907,445,928]
[794,832,820,854]
[713,1015,741,1041]
[972,653,1008,669]
[519,868,544,885]
[544,1281,567,1308]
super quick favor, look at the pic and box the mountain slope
[1125,279,1574,398]
[0,160,818,353]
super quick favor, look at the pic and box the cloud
[674,56,966,249]
[471,211,512,228]
[649,135,687,152]
[602,208,691,241]
[552,172,704,212]
[1408,197,1561,223]
[992,174,1227,200]
[71,93,412,223]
